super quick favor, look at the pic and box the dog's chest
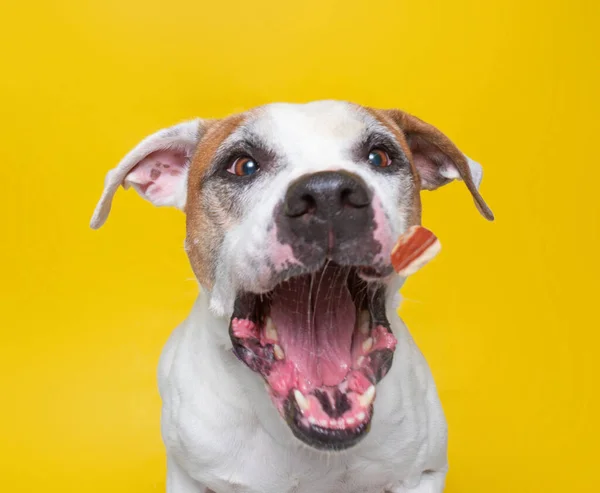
[213,452,395,493]
[176,418,401,493]
[166,384,417,493]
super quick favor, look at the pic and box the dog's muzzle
[276,171,384,268]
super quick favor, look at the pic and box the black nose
[284,171,372,219]
[280,171,374,259]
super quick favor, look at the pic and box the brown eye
[368,148,391,168]
[227,156,260,176]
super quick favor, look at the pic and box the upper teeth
[265,316,278,341]
[294,390,310,412]
[359,385,376,407]
[358,310,370,335]
[362,337,373,353]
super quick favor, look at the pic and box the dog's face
[92,101,492,451]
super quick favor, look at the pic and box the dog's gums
[229,264,397,451]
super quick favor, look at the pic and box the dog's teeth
[362,337,373,353]
[265,316,278,341]
[356,356,365,367]
[359,385,376,407]
[357,412,366,422]
[319,419,328,427]
[358,310,370,335]
[346,417,356,426]
[273,344,285,360]
[294,390,310,412]
[308,416,317,425]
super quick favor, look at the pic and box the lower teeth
[358,385,375,407]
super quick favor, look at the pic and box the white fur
[440,155,483,189]
[91,101,489,493]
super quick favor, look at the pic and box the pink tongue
[270,267,356,388]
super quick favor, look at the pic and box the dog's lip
[285,394,372,451]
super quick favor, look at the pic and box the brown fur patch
[185,113,247,288]
[366,107,423,226]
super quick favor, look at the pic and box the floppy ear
[90,119,204,229]
[384,109,494,221]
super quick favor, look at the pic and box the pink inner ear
[410,136,457,190]
[413,154,442,188]
[125,150,187,206]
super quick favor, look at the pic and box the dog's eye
[228,156,260,176]
[367,148,391,168]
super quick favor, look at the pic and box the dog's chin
[228,262,397,451]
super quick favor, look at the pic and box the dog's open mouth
[229,263,397,451]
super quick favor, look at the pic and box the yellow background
[2,0,598,491]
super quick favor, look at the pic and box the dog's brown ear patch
[373,109,494,221]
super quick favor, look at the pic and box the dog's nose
[282,171,373,255]
[284,171,372,219]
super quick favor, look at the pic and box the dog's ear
[90,119,207,229]
[382,109,494,221]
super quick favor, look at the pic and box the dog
[91,101,493,493]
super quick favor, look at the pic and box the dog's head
[92,101,492,451]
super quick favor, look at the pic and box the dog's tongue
[270,267,356,388]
